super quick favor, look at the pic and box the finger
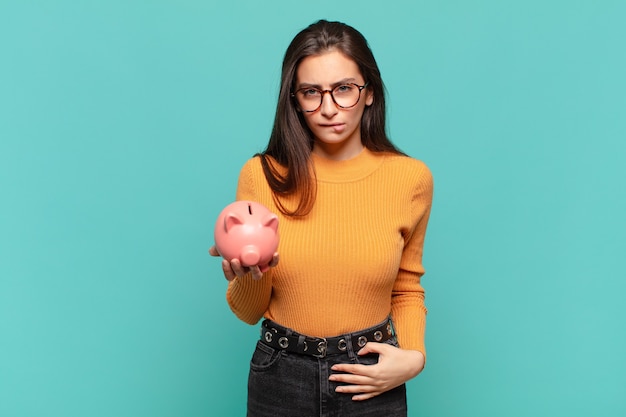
[335,383,377,395]
[351,391,381,401]
[269,252,280,267]
[331,363,371,376]
[357,342,389,356]
[329,373,372,385]
[221,259,237,281]
[249,265,263,280]
[208,246,220,257]
[230,259,248,277]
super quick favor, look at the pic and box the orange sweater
[226,148,433,355]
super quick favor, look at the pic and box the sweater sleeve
[390,162,433,357]
[225,158,274,325]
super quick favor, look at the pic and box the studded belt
[260,318,394,358]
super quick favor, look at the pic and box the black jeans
[247,320,407,417]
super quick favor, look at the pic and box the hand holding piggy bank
[214,201,279,273]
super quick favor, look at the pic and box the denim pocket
[250,341,283,372]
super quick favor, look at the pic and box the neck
[312,141,364,161]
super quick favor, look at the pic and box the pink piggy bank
[214,201,279,272]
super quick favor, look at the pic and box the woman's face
[295,50,373,160]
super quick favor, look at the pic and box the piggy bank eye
[248,203,253,215]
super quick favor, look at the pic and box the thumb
[357,342,386,356]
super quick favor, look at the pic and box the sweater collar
[311,147,385,183]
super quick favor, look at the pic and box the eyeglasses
[292,83,369,113]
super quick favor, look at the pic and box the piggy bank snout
[240,245,261,266]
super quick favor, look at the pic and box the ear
[365,88,374,106]
[263,213,279,232]
[224,212,244,232]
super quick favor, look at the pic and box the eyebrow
[296,77,359,90]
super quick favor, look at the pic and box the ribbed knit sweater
[226,147,433,355]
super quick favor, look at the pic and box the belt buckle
[312,338,327,358]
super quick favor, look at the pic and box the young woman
[209,19,433,417]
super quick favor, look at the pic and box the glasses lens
[296,89,323,112]
[332,84,360,108]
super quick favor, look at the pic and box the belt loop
[344,334,357,359]
[297,335,306,351]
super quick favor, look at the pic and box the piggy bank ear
[263,213,279,232]
[224,212,244,232]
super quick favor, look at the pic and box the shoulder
[238,156,268,185]
[382,152,430,172]
[236,154,288,201]
[239,154,286,177]
[239,155,262,174]
[236,155,274,202]
[380,152,433,189]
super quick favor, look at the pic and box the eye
[334,84,354,95]
[301,88,321,97]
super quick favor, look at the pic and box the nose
[320,91,338,118]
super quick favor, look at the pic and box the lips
[320,123,346,133]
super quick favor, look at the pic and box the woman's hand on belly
[328,343,425,401]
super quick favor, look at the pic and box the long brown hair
[258,20,403,217]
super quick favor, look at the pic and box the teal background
[1,0,624,416]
